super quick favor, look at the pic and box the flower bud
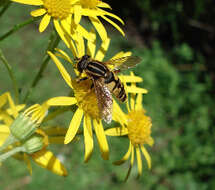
[10,113,39,141]
[23,135,44,154]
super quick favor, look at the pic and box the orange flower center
[43,0,71,19]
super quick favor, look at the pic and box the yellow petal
[81,8,104,17]
[0,113,13,126]
[124,144,134,181]
[61,17,79,55]
[130,144,135,165]
[135,93,143,111]
[48,51,73,89]
[54,19,70,49]
[0,124,10,145]
[46,97,77,106]
[98,9,124,24]
[11,0,43,5]
[97,2,112,9]
[74,5,82,25]
[112,100,127,126]
[87,30,96,58]
[6,104,25,115]
[93,119,109,160]
[6,92,18,118]
[136,146,142,177]
[78,25,92,42]
[130,94,135,111]
[0,124,9,133]
[8,94,18,118]
[31,149,68,176]
[113,142,132,165]
[126,86,148,94]
[119,75,143,83]
[123,84,131,112]
[39,14,51,32]
[0,92,8,108]
[140,145,151,169]
[30,8,46,17]
[105,127,128,136]
[75,33,85,58]
[64,108,83,144]
[90,16,107,42]
[55,48,73,64]
[83,115,93,163]
[147,137,154,147]
[101,15,124,36]
[95,37,110,61]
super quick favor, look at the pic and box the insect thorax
[86,61,109,78]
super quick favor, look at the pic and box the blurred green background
[0,0,215,189]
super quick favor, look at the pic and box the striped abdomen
[104,72,127,102]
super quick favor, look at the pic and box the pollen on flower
[80,0,100,9]
[72,79,100,120]
[127,110,153,146]
[43,0,71,19]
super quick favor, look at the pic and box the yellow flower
[47,30,146,162]
[11,0,90,45]
[0,92,25,126]
[105,93,154,180]
[0,125,67,176]
[0,99,67,176]
[11,0,124,44]
[72,0,124,41]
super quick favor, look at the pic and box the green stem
[0,1,11,18]
[0,49,19,104]
[0,146,25,162]
[0,17,39,42]
[23,31,61,103]
[0,134,17,153]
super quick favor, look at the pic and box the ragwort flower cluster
[0,0,154,180]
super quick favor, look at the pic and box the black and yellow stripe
[104,72,127,102]
[86,61,108,77]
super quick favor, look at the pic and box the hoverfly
[75,55,141,123]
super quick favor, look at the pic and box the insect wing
[93,78,113,123]
[105,56,142,71]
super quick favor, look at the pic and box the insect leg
[90,83,94,89]
[76,77,89,83]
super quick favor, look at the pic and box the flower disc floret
[43,0,71,19]
[127,110,152,146]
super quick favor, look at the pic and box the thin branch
[0,17,39,42]
[0,49,19,103]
